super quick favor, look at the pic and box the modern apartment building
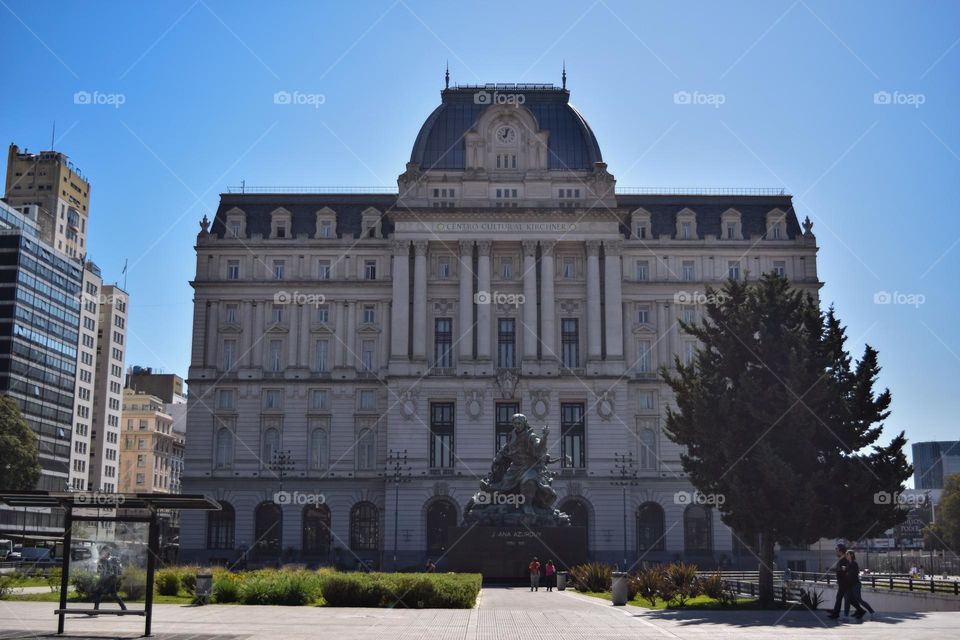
[118,389,184,494]
[88,284,128,493]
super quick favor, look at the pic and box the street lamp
[385,449,412,572]
[611,452,638,570]
[269,450,295,495]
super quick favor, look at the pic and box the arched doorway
[683,505,712,555]
[206,501,235,550]
[254,501,282,558]
[560,498,590,548]
[350,502,380,552]
[302,504,331,558]
[636,502,665,553]
[425,499,457,557]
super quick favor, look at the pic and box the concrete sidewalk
[0,587,959,639]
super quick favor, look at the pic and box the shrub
[121,568,147,601]
[631,567,665,607]
[70,571,98,601]
[155,569,180,596]
[569,563,612,593]
[698,572,725,600]
[319,572,480,608]
[0,573,24,599]
[46,568,63,593]
[212,572,240,603]
[799,588,824,610]
[320,573,383,607]
[662,563,700,607]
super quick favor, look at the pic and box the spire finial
[562,61,567,89]
[445,61,450,89]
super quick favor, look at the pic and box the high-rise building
[181,81,821,568]
[69,261,103,490]
[913,441,960,490]
[118,389,184,494]
[88,284,128,493]
[0,200,82,531]
[4,144,90,258]
[125,366,186,404]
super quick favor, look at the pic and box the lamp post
[611,452,638,570]
[269,450,295,495]
[385,449,412,572]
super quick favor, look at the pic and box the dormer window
[766,209,787,240]
[319,220,333,238]
[225,208,247,238]
[675,209,698,240]
[681,222,692,239]
[721,209,742,240]
[276,225,287,238]
[315,207,337,239]
[771,224,783,239]
[228,221,241,238]
[360,207,383,239]
[269,208,292,239]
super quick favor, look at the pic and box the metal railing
[223,186,788,196]
[699,570,960,596]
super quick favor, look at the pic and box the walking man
[827,543,864,619]
[92,547,126,613]
[528,557,541,591]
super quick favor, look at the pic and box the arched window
[639,429,657,470]
[684,505,712,554]
[356,429,375,470]
[215,427,233,469]
[254,501,282,556]
[350,502,379,551]
[636,502,665,552]
[310,428,328,470]
[262,428,280,465]
[426,499,457,556]
[560,498,589,548]
[206,501,234,549]
[302,504,331,556]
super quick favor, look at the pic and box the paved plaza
[2,588,959,639]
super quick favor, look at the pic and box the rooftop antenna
[562,61,567,89]
[50,121,56,150]
[121,258,128,290]
[445,61,450,89]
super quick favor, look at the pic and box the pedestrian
[528,557,541,591]
[544,560,556,592]
[425,558,437,573]
[92,548,126,613]
[844,551,875,618]
[827,543,864,620]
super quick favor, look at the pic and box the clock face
[496,126,517,144]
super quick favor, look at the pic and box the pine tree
[663,274,912,606]
[0,395,42,491]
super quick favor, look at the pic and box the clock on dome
[495,125,517,145]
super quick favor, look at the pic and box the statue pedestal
[444,526,588,580]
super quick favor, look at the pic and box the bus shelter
[0,491,220,637]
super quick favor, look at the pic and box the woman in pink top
[544,560,556,592]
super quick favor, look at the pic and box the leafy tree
[931,474,960,552]
[663,274,911,606]
[0,395,41,490]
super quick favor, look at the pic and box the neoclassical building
[181,80,821,570]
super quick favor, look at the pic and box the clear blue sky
[2,1,957,466]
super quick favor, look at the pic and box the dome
[410,84,603,171]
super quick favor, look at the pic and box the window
[561,403,586,468]
[638,391,655,410]
[262,428,281,465]
[310,428,328,470]
[227,260,240,280]
[637,340,652,373]
[561,318,579,368]
[263,389,283,410]
[228,221,241,238]
[426,500,457,556]
[771,224,783,239]
[773,260,786,277]
[728,261,741,280]
[682,341,697,365]
[217,389,235,409]
[637,304,651,325]
[318,260,331,279]
[684,505,712,553]
[273,260,285,280]
[726,223,736,240]
[350,502,379,551]
[430,402,455,468]
[319,220,333,238]
[635,223,648,239]
[364,260,376,280]
[356,429,375,470]
[438,255,451,278]
[311,389,329,410]
[434,318,453,368]
[562,257,576,279]
[225,304,239,323]
[302,504,331,555]
[362,304,375,324]
[315,339,329,372]
[271,304,283,323]
[215,427,233,469]
[495,403,519,454]
[361,340,375,371]
[681,221,692,239]
[222,339,236,370]
[136,473,145,484]
[137,454,145,467]
[254,502,282,555]
[639,428,657,470]
[316,304,329,324]
[635,260,649,281]
[207,502,237,549]
[682,261,695,282]
[359,389,376,410]
[499,256,513,279]
[681,307,696,324]
[637,503,665,551]
[497,318,516,368]
[269,340,283,371]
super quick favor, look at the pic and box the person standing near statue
[528,557,541,591]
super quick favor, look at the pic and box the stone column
[521,240,538,360]
[539,242,556,359]
[287,303,299,368]
[205,301,218,367]
[603,240,624,359]
[476,240,492,361]
[242,301,254,366]
[346,301,357,368]
[390,241,410,359]
[252,302,264,367]
[333,301,345,367]
[412,240,428,360]
[585,240,602,360]
[458,240,474,360]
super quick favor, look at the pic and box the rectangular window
[773,260,786,277]
[320,220,332,238]
[682,261,695,282]
[222,339,236,370]
[318,260,331,279]
[430,402,455,468]
[636,224,647,239]
[438,255,451,278]
[561,403,586,468]
[310,389,328,410]
[225,303,239,323]
[499,256,513,279]
[497,318,516,368]
[683,341,697,365]
[434,318,453,368]
[364,260,376,280]
[361,339,375,371]
[271,304,283,323]
[637,340,652,373]
[637,304,651,325]
[726,223,736,239]
[771,224,782,239]
[635,260,649,281]
[217,389,235,410]
[273,260,285,280]
[269,339,283,371]
[362,304,375,324]
[728,261,741,280]
[316,304,329,324]
[227,260,240,280]
[681,307,696,324]
[681,221,692,239]
[359,389,376,410]
[561,318,579,368]
[229,221,241,237]
[562,257,576,279]
[263,389,282,410]
[639,390,655,410]
[495,403,519,454]
[316,339,329,372]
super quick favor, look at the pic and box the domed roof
[410,84,603,171]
